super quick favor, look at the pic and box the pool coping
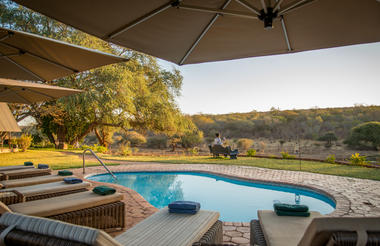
[84,164,350,217]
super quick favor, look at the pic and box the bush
[119,143,132,156]
[350,153,367,165]
[318,132,338,148]
[325,154,336,164]
[147,135,168,149]
[246,149,256,157]
[187,147,199,156]
[94,144,108,154]
[181,131,203,149]
[17,134,32,152]
[281,151,296,159]
[124,131,147,147]
[237,138,254,151]
[345,121,380,150]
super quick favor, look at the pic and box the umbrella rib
[260,0,268,13]
[24,87,56,100]
[0,88,33,104]
[179,0,232,65]
[234,0,261,15]
[273,0,284,12]
[106,1,174,40]
[3,56,45,81]
[0,41,78,73]
[0,33,12,42]
[278,0,315,15]
[178,5,258,19]
[280,16,292,51]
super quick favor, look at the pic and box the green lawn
[1,150,380,181]
[98,153,380,181]
[0,150,119,170]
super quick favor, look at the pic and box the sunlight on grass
[1,150,379,181]
[0,150,119,170]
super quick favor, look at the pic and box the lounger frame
[0,170,51,181]
[0,188,89,205]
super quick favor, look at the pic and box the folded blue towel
[169,208,198,214]
[37,164,49,169]
[168,201,200,211]
[64,177,83,184]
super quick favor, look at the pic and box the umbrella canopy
[13,0,380,65]
[0,27,128,81]
[0,78,82,104]
[0,103,21,132]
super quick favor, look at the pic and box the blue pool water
[88,172,335,221]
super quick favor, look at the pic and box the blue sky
[159,42,380,115]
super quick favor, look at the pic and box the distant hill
[190,106,380,141]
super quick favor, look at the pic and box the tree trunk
[94,128,105,147]
[57,126,67,149]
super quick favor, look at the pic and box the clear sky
[159,42,380,115]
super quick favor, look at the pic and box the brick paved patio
[65,162,380,245]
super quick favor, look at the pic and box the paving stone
[225,231,243,237]
[237,227,250,233]
[223,225,237,231]
[231,237,250,244]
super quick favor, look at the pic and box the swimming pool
[88,171,336,221]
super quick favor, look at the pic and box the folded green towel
[58,170,73,176]
[275,209,310,217]
[93,186,116,196]
[24,161,33,166]
[274,203,309,212]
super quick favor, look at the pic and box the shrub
[345,122,380,150]
[325,154,336,164]
[237,138,254,151]
[181,131,203,149]
[318,132,338,148]
[281,151,296,159]
[119,143,132,156]
[350,153,367,165]
[17,134,32,152]
[81,144,92,150]
[246,149,256,157]
[124,131,147,147]
[147,135,168,149]
[187,147,199,156]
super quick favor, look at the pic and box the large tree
[345,121,380,150]
[1,0,196,148]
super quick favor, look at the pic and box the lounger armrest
[0,190,25,205]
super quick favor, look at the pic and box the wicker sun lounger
[0,181,91,205]
[1,191,125,230]
[0,165,34,171]
[251,210,380,246]
[0,211,222,246]
[0,168,51,181]
[0,174,69,189]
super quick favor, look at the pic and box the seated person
[213,133,224,146]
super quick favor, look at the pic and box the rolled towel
[93,186,116,196]
[58,170,73,176]
[24,161,33,166]
[64,177,83,184]
[275,210,310,217]
[169,208,198,214]
[37,164,49,169]
[273,203,309,212]
[168,201,200,211]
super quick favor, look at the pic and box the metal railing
[82,149,117,181]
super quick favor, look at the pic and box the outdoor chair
[250,210,380,246]
[0,181,91,205]
[0,165,34,171]
[209,144,238,159]
[0,190,125,230]
[0,168,51,181]
[0,209,222,246]
[0,174,70,189]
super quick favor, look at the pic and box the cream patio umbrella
[0,27,128,81]
[0,78,82,104]
[0,102,21,133]
[13,0,380,65]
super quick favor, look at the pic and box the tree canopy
[345,121,380,150]
[1,0,198,148]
